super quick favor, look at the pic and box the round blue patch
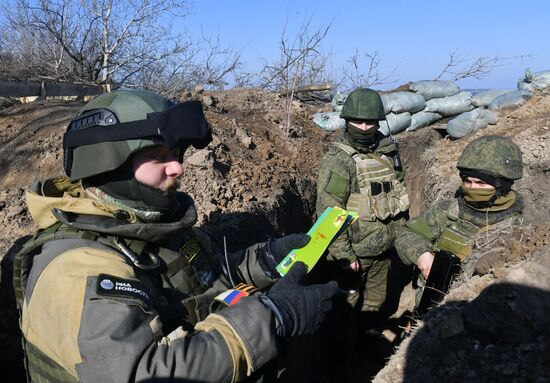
[100,279,114,290]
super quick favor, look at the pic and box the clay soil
[0,88,548,382]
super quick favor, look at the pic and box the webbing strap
[25,342,77,383]
[332,142,358,157]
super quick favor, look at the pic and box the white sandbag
[517,68,550,92]
[425,91,473,117]
[488,90,532,110]
[381,92,426,114]
[447,108,498,139]
[409,80,460,100]
[406,111,443,132]
[378,112,411,135]
[313,111,345,131]
[472,89,515,107]
[331,92,347,112]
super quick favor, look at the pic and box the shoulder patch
[214,283,258,307]
[96,274,152,308]
[325,171,349,199]
[180,236,201,262]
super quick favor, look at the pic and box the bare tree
[0,0,243,94]
[341,49,400,92]
[255,15,335,136]
[434,49,532,82]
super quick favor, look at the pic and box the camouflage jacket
[396,193,524,266]
[316,133,430,266]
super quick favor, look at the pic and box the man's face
[462,176,495,190]
[132,145,183,191]
[348,119,379,131]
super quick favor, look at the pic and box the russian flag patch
[214,283,258,306]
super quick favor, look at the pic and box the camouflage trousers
[328,255,391,313]
[353,256,391,312]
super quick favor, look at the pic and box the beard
[161,176,181,192]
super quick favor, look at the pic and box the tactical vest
[334,142,409,221]
[407,200,493,261]
[13,222,218,383]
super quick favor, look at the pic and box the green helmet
[64,89,211,181]
[457,135,523,180]
[340,88,386,121]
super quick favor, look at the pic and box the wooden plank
[45,82,102,97]
[0,81,41,97]
[0,80,103,97]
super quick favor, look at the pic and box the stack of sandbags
[424,91,474,117]
[409,80,460,100]
[518,68,550,92]
[312,111,345,131]
[447,108,498,139]
[379,112,412,135]
[313,93,346,130]
[472,89,515,107]
[407,111,443,132]
[407,80,468,131]
[488,90,533,110]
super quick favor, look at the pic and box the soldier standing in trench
[12,89,339,382]
[315,88,432,364]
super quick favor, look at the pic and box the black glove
[260,233,310,277]
[260,262,338,337]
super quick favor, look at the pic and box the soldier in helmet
[316,88,431,335]
[13,89,338,382]
[395,135,524,306]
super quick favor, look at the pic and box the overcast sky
[183,0,549,90]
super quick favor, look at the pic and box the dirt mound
[374,225,550,383]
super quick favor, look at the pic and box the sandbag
[447,108,498,139]
[488,90,532,110]
[425,91,473,117]
[409,80,460,100]
[472,89,515,107]
[381,92,426,114]
[406,111,443,132]
[331,92,347,112]
[313,111,345,131]
[517,68,550,92]
[378,112,411,135]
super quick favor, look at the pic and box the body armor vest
[408,200,494,261]
[334,142,409,221]
[13,222,218,382]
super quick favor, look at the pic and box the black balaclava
[344,121,380,151]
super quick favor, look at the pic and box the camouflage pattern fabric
[457,135,523,180]
[396,194,524,267]
[316,133,430,311]
[339,88,386,121]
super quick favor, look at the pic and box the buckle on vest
[114,237,160,270]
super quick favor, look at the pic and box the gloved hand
[260,262,338,337]
[259,233,310,277]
